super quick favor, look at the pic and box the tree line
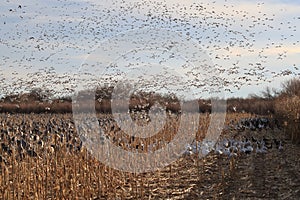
[0,78,299,115]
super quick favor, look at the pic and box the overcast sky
[0,0,299,99]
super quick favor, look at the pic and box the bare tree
[29,88,52,101]
[260,86,278,100]
[280,78,300,97]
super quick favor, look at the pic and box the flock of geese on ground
[185,117,283,157]
[229,117,280,131]
[0,114,82,164]
[0,114,284,165]
[185,136,283,157]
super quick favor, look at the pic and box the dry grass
[275,96,300,143]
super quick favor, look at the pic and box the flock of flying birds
[0,0,299,98]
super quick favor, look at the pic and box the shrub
[274,96,300,143]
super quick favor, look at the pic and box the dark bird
[27,149,38,157]
[17,139,28,150]
[1,143,12,155]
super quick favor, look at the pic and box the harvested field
[0,113,299,199]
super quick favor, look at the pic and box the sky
[0,0,299,99]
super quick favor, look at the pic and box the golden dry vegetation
[0,112,299,199]
[275,96,300,144]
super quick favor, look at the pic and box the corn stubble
[0,113,299,199]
